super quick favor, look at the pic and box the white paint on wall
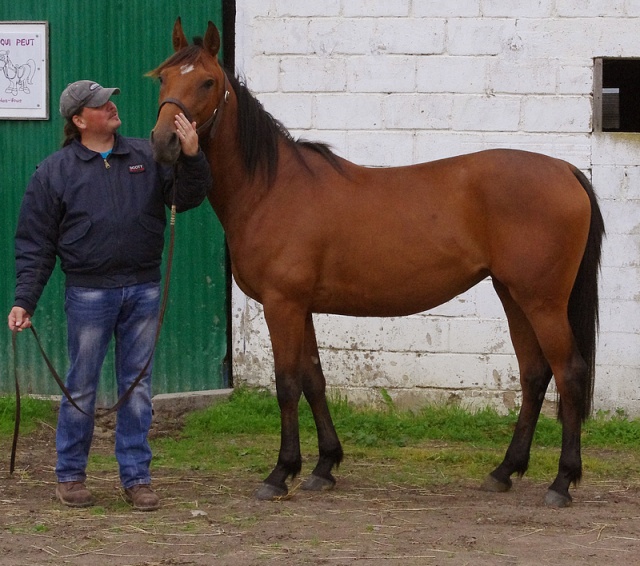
[232,1,640,416]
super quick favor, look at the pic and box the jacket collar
[71,134,131,161]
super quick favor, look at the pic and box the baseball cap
[59,80,120,119]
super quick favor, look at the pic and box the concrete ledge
[152,388,234,418]
[12,390,235,419]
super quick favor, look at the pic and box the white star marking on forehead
[180,64,195,75]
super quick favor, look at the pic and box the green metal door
[1,1,227,403]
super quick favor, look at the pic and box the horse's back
[343,148,591,261]
[237,147,591,316]
[324,147,589,259]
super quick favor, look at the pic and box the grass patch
[174,387,640,450]
[0,395,57,436]
[3,389,640,487]
[150,388,640,486]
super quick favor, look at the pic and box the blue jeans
[55,282,160,488]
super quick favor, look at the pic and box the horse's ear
[204,21,221,57]
[172,17,189,52]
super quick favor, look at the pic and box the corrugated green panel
[1,1,227,404]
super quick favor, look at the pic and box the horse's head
[149,18,227,165]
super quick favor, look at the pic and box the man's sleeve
[14,172,60,314]
[163,150,212,212]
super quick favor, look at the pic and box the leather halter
[157,73,230,142]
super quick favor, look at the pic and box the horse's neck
[3,60,15,78]
[206,126,278,235]
[208,149,265,227]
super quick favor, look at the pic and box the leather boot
[56,481,94,508]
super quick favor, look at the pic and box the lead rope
[9,168,179,474]
[10,329,20,474]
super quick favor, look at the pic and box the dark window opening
[594,58,640,133]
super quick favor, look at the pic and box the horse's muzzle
[150,128,181,165]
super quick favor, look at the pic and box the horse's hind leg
[526,308,588,508]
[491,280,588,507]
[299,314,344,491]
[482,280,553,492]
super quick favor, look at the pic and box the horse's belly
[311,265,487,317]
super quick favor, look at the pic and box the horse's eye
[158,76,164,85]
[203,79,215,89]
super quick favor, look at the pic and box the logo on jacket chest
[129,164,145,173]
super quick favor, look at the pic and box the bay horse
[149,19,604,508]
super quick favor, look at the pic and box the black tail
[566,168,605,421]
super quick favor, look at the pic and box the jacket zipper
[104,154,122,264]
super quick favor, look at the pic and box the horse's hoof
[480,474,512,493]
[302,474,336,492]
[255,482,288,501]
[544,489,572,508]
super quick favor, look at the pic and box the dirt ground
[1,415,639,566]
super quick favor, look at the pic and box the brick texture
[232,2,640,415]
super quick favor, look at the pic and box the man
[7,80,211,511]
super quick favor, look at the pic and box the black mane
[227,73,344,186]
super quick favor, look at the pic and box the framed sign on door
[0,21,48,119]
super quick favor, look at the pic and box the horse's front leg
[255,300,307,501]
[299,313,343,492]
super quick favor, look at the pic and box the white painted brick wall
[232,2,640,416]
[344,0,411,18]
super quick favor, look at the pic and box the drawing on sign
[0,50,36,95]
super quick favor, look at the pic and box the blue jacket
[14,135,211,314]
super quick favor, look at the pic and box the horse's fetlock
[321,443,343,464]
[282,456,302,479]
